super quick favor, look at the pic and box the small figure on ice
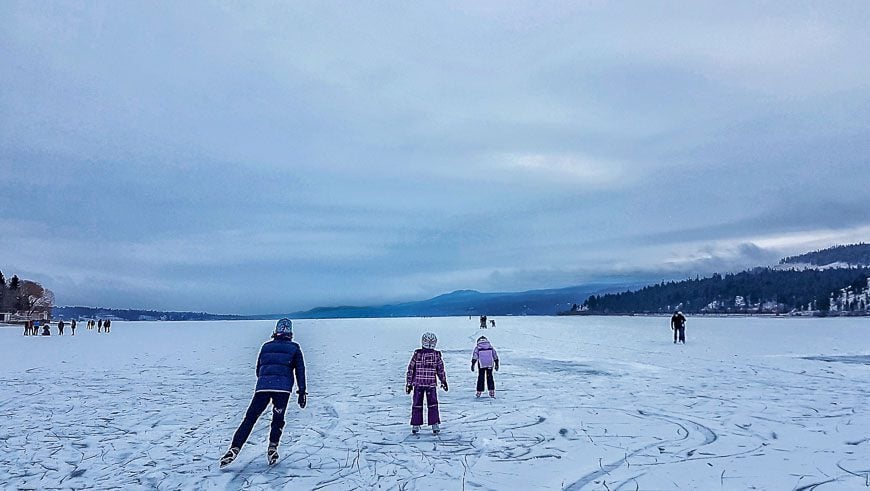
[406,332,448,435]
[671,310,687,344]
[471,336,499,398]
[220,318,307,468]
[479,315,487,329]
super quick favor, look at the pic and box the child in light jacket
[471,336,499,398]
[406,332,448,434]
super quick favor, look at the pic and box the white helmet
[421,332,438,349]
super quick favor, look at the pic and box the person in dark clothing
[23,320,31,336]
[104,319,111,333]
[479,315,487,329]
[671,311,687,344]
[58,320,65,335]
[221,318,307,467]
[41,323,51,336]
[71,319,77,336]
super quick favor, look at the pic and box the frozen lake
[2,316,869,490]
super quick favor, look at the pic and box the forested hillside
[581,267,870,315]
[780,243,870,267]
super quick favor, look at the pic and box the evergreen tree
[0,271,5,311]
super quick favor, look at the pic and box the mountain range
[53,243,869,320]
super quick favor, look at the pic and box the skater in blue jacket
[221,319,307,467]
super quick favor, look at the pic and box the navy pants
[410,386,440,426]
[674,327,685,343]
[476,368,495,392]
[231,391,290,448]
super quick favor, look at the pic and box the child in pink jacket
[406,332,448,434]
[471,336,499,398]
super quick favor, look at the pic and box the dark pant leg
[231,392,271,449]
[411,387,425,425]
[426,387,440,425]
[673,328,678,342]
[678,327,685,343]
[476,369,485,392]
[268,392,291,445]
[485,368,495,391]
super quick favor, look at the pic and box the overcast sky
[2,1,869,314]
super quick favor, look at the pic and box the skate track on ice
[1,316,869,490]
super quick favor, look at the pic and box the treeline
[582,267,870,314]
[780,243,870,267]
[0,271,54,316]
[53,305,246,322]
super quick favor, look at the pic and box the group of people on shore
[22,318,112,336]
[220,318,501,468]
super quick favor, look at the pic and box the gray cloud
[1,1,869,313]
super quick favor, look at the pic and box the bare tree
[18,280,54,317]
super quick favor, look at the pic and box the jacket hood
[476,339,492,349]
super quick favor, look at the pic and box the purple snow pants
[411,386,440,426]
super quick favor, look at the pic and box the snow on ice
[1,316,869,489]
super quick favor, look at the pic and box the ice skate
[267,444,279,465]
[475,391,481,398]
[219,447,240,468]
[411,425,420,434]
[432,423,441,435]
[489,390,495,398]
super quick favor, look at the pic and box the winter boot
[475,391,481,398]
[432,424,441,435]
[489,390,495,398]
[411,425,420,434]
[220,447,240,468]
[267,443,279,465]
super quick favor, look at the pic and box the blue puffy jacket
[255,338,306,394]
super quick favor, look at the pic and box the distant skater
[41,323,51,336]
[23,320,32,336]
[104,319,111,333]
[97,319,103,332]
[58,320,65,336]
[671,310,687,344]
[71,319,77,336]
[220,318,307,468]
[406,332,448,435]
[479,315,487,329]
[489,319,495,328]
[471,336,499,398]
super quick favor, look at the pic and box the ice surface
[2,316,869,489]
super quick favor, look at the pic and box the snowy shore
[2,316,869,490]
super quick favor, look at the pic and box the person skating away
[97,319,103,333]
[58,320,65,335]
[220,318,307,468]
[406,332,448,435]
[671,310,687,344]
[71,319,77,336]
[104,319,111,333]
[471,336,499,398]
